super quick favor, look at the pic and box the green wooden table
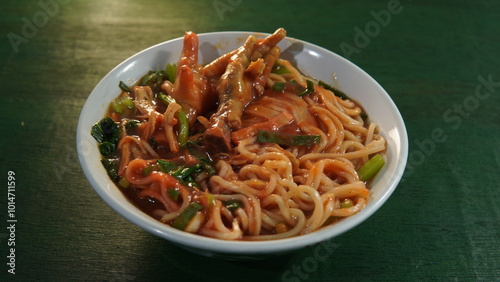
[1,0,499,280]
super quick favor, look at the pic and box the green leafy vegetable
[118,177,130,189]
[318,80,349,100]
[91,123,105,143]
[156,93,189,147]
[297,80,315,97]
[199,157,216,176]
[172,202,204,230]
[186,141,216,176]
[167,188,181,201]
[357,154,385,182]
[165,63,177,83]
[125,119,140,130]
[360,111,368,122]
[224,200,242,212]
[91,117,120,155]
[257,130,321,146]
[140,70,165,86]
[142,164,157,176]
[340,198,354,209]
[99,142,116,156]
[148,137,158,147]
[171,164,203,181]
[272,81,286,92]
[271,63,291,74]
[101,158,119,181]
[158,92,176,106]
[119,81,131,92]
[156,159,177,173]
[111,96,134,114]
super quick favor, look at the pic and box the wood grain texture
[0,0,499,280]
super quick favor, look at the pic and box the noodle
[92,28,386,241]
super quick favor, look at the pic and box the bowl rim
[77,30,408,255]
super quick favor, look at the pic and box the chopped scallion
[172,202,204,230]
[166,63,177,83]
[257,130,321,147]
[224,200,242,212]
[158,92,176,106]
[297,80,315,97]
[340,198,354,209]
[118,177,130,189]
[272,81,286,92]
[142,164,157,176]
[111,96,134,114]
[318,80,349,100]
[167,188,181,201]
[156,159,177,173]
[101,159,119,181]
[357,154,385,182]
[271,63,291,74]
[99,142,116,156]
[119,81,131,92]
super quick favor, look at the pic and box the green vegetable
[360,111,368,122]
[271,63,291,74]
[119,81,131,92]
[142,164,157,176]
[125,119,140,130]
[206,194,215,207]
[185,141,216,176]
[165,63,177,83]
[172,202,204,230]
[287,79,304,94]
[167,188,180,201]
[199,157,216,176]
[297,80,315,97]
[272,81,286,92]
[101,159,119,181]
[91,123,105,143]
[318,80,349,100]
[177,108,189,147]
[171,164,203,181]
[257,130,321,146]
[118,177,130,189]
[158,92,176,106]
[224,200,242,212]
[157,92,189,149]
[111,96,134,114]
[99,142,116,156]
[149,137,158,147]
[140,70,165,86]
[340,198,354,209]
[125,119,140,135]
[156,159,177,173]
[357,154,385,182]
[98,117,120,144]
[91,117,120,155]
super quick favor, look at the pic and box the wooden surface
[1,0,499,281]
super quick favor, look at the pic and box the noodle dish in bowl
[77,28,408,259]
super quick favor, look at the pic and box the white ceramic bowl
[76,31,408,259]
